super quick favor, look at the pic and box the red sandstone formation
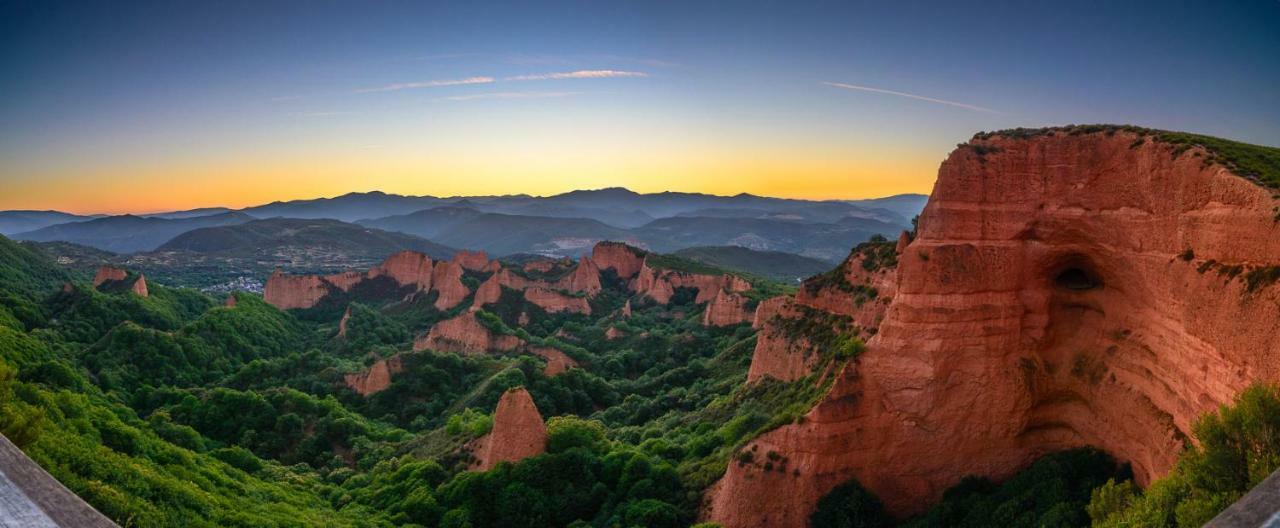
[702,289,753,327]
[453,250,490,271]
[264,251,443,310]
[264,270,334,310]
[92,265,127,287]
[523,287,591,314]
[632,261,751,305]
[130,274,149,297]
[605,326,626,340]
[431,260,469,310]
[472,387,547,471]
[746,240,899,383]
[224,295,236,307]
[620,299,632,318]
[708,129,1280,526]
[369,250,434,291]
[414,311,523,355]
[91,265,148,297]
[592,241,645,278]
[563,256,603,294]
[528,346,578,376]
[343,356,404,396]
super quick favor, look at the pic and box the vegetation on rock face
[1088,383,1280,528]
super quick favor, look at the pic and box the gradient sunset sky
[2,1,1278,214]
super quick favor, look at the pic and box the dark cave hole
[1055,267,1101,291]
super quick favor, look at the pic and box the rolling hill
[672,246,835,283]
[157,217,455,259]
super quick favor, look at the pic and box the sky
[1,1,1278,215]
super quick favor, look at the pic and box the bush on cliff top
[969,125,1280,191]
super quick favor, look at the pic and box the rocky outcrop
[633,261,751,305]
[746,240,899,383]
[130,275,149,297]
[605,326,626,340]
[708,129,1280,526]
[92,266,127,287]
[563,256,602,294]
[91,265,148,297]
[224,295,236,307]
[368,250,434,291]
[702,289,753,326]
[472,387,547,471]
[264,270,334,310]
[528,346,578,376]
[523,287,591,314]
[414,311,522,355]
[620,299,632,318]
[453,250,490,271]
[592,241,645,278]
[343,355,404,396]
[431,260,469,310]
[264,251,439,310]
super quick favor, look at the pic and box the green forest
[0,233,1275,527]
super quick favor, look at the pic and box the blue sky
[1,1,1277,213]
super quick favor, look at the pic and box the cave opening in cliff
[1055,267,1101,291]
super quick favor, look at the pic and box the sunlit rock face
[708,130,1280,527]
[471,387,547,471]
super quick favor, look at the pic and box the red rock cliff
[414,311,523,355]
[472,387,547,471]
[592,241,645,278]
[344,355,404,396]
[708,129,1280,526]
[92,265,127,287]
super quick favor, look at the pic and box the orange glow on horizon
[1,145,943,215]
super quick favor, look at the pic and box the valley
[1,126,1278,527]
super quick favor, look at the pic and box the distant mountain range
[12,212,254,253]
[0,210,103,235]
[3,188,927,263]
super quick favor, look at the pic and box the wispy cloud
[356,76,495,93]
[435,91,581,102]
[823,82,998,113]
[506,70,648,81]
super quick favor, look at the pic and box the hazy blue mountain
[846,193,929,222]
[144,207,234,219]
[12,212,254,253]
[0,210,102,235]
[356,206,486,239]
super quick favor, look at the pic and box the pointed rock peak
[131,274,149,297]
[224,294,237,307]
[474,387,547,471]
